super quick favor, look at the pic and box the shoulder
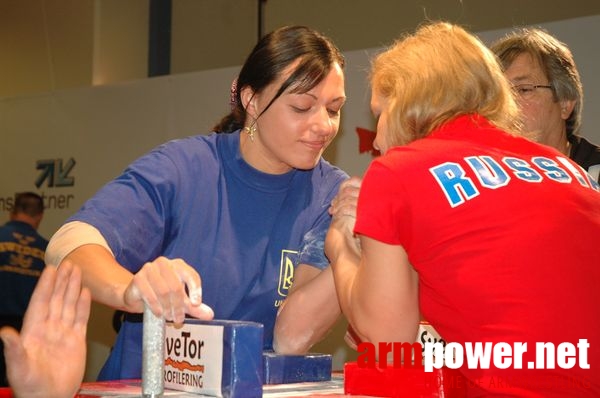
[37,233,49,247]
[152,133,222,160]
[0,223,15,238]
[127,133,228,175]
[311,158,350,195]
[286,159,349,210]
[369,145,415,172]
[571,136,600,162]
[571,136,600,181]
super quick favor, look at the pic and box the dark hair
[213,25,345,133]
[12,192,44,217]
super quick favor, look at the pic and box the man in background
[491,27,600,182]
[0,192,48,387]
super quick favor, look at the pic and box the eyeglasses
[512,83,553,99]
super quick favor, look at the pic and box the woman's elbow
[272,327,315,354]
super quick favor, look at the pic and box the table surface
[74,375,372,398]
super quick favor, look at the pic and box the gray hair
[490,28,583,138]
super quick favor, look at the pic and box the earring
[244,122,257,142]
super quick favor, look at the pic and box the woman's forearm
[62,244,135,312]
[273,265,341,354]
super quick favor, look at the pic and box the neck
[239,130,292,175]
[541,127,570,156]
[558,137,571,156]
[10,213,40,230]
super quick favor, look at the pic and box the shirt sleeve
[297,167,349,269]
[45,221,113,266]
[354,159,409,245]
[66,147,178,272]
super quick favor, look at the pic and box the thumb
[187,303,215,321]
[0,326,24,364]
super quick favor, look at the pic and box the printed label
[164,323,224,396]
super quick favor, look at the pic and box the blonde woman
[326,22,599,396]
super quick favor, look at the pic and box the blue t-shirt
[69,131,348,380]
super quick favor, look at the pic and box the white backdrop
[1,14,599,379]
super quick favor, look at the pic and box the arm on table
[271,178,365,354]
[324,176,420,347]
[332,234,420,346]
[0,262,90,398]
[273,264,341,354]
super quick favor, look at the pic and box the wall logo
[35,158,76,188]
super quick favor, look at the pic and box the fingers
[129,257,208,324]
[127,264,162,317]
[47,262,73,323]
[19,265,58,332]
[187,302,215,321]
[337,176,362,196]
[0,266,84,386]
[0,327,19,350]
[151,257,185,321]
[0,326,24,369]
[344,176,362,189]
[25,262,90,334]
[74,287,92,337]
[330,177,362,219]
[326,178,363,261]
[167,258,214,320]
[169,258,202,306]
[61,262,85,327]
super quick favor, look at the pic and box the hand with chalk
[325,176,363,263]
[124,256,214,324]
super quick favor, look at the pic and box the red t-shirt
[355,115,600,397]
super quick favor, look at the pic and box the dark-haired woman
[46,25,348,380]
